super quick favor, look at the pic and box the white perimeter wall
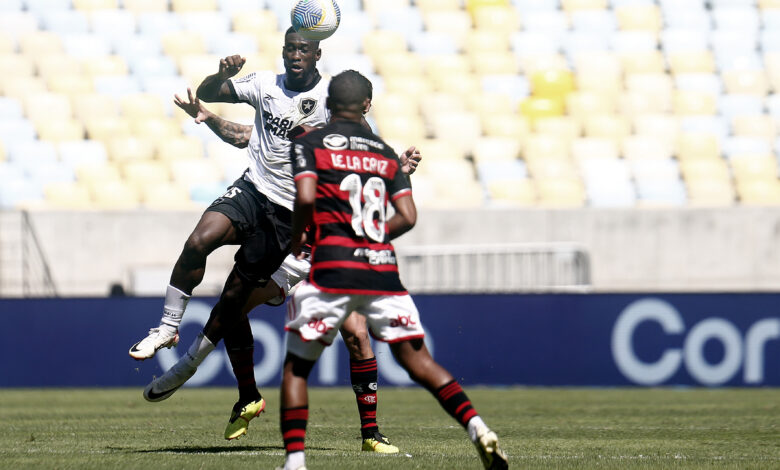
[14,207,780,296]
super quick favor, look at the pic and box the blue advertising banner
[1,294,779,387]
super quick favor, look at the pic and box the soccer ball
[291,0,341,41]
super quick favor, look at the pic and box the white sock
[160,284,190,333]
[183,333,215,368]
[467,415,487,442]
[284,451,305,470]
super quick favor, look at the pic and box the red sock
[350,357,379,438]
[281,406,308,453]
[434,380,477,428]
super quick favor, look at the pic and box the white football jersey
[230,71,330,210]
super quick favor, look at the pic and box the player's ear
[315,47,322,61]
[326,96,333,112]
[362,98,372,115]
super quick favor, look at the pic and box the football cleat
[129,327,179,360]
[225,398,266,440]
[474,427,508,470]
[361,431,399,454]
[273,466,307,470]
[143,361,197,402]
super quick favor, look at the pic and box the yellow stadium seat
[0,141,5,162]
[156,136,205,161]
[677,133,721,160]
[76,162,122,185]
[178,54,222,85]
[19,32,63,55]
[90,180,141,209]
[634,114,680,148]
[467,91,515,120]
[467,0,510,9]
[431,73,480,95]
[120,93,167,119]
[25,93,73,123]
[85,117,132,142]
[72,0,118,10]
[575,70,622,97]
[623,136,674,160]
[524,134,570,162]
[142,183,198,210]
[679,158,731,182]
[431,111,482,153]
[383,75,434,99]
[626,73,673,109]
[424,10,473,35]
[413,138,466,162]
[170,158,223,187]
[364,0,412,15]
[1,77,46,101]
[44,182,92,209]
[534,117,581,144]
[619,50,665,74]
[566,92,616,120]
[47,74,94,94]
[0,54,35,78]
[217,101,255,121]
[82,55,128,78]
[574,51,622,77]
[520,97,565,122]
[668,51,715,75]
[373,53,423,77]
[616,4,662,32]
[536,178,586,207]
[372,92,420,118]
[722,70,770,96]
[465,31,509,55]
[35,119,85,143]
[470,52,519,76]
[561,0,607,11]
[759,0,780,7]
[375,114,428,142]
[571,137,620,162]
[481,113,532,141]
[122,160,171,191]
[486,178,536,206]
[686,178,735,207]
[416,0,462,12]
[72,93,119,121]
[171,0,217,12]
[162,32,207,60]
[363,31,408,59]
[673,90,718,116]
[130,117,182,140]
[472,6,521,33]
[424,54,471,78]
[583,115,630,145]
[120,0,167,12]
[107,137,156,162]
[736,179,780,205]
[257,32,285,57]
[520,54,569,74]
[35,54,82,79]
[619,92,669,116]
[730,154,778,182]
[0,33,14,54]
[418,92,465,124]
[733,115,776,143]
[472,137,521,164]
[232,11,278,37]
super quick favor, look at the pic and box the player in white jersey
[134,28,419,451]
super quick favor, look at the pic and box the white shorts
[285,282,425,361]
[266,253,311,306]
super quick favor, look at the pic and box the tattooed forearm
[204,116,252,148]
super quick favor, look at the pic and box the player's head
[326,70,373,119]
[283,26,321,87]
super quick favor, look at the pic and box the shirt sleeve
[291,136,318,182]
[229,71,264,108]
[386,146,412,201]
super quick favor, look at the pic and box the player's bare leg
[279,353,316,470]
[340,313,398,453]
[391,339,508,470]
[130,211,238,360]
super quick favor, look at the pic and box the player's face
[283,33,321,84]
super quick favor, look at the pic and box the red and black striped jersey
[291,120,412,295]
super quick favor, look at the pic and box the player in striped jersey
[279,70,508,470]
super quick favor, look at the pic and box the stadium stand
[0,0,779,210]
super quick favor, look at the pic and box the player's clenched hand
[218,54,246,79]
[400,146,422,175]
[173,87,209,123]
[292,232,308,260]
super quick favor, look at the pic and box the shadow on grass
[123,445,341,454]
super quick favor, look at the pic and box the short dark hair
[328,70,373,109]
[285,26,320,49]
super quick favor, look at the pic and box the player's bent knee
[287,332,326,362]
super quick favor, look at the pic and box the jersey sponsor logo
[299,98,318,117]
[358,394,377,404]
[233,72,255,84]
[294,144,307,168]
[353,248,396,266]
[262,111,295,139]
[390,314,417,328]
[323,134,349,150]
[349,136,385,151]
[329,152,391,177]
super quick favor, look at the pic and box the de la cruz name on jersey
[292,120,413,296]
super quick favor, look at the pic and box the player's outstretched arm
[387,194,416,240]
[196,54,245,103]
[174,88,252,148]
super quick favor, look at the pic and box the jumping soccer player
[279,69,508,470]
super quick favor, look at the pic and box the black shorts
[206,174,292,286]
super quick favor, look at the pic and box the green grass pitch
[1,387,778,469]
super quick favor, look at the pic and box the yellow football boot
[224,398,266,440]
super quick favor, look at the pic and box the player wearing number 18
[279,70,509,470]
